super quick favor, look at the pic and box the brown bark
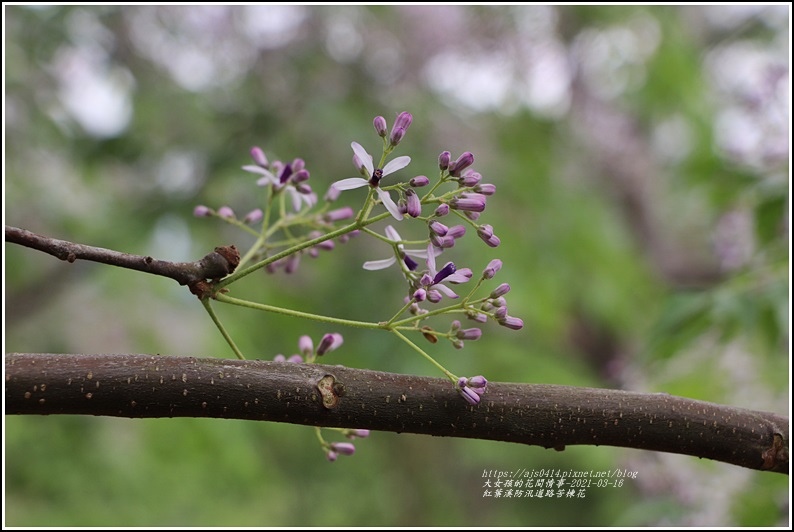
[5,353,788,475]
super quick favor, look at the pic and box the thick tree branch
[5,353,788,475]
[5,225,239,296]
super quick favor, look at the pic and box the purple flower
[346,429,371,439]
[243,153,317,212]
[490,283,511,298]
[193,205,211,217]
[389,111,413,146]
[456,328,482,341]
[243,208,263,224]
[482,259,502,279]
[477,224,501,248]
[456,375,488,405]
[332,142,411,221]
[419,244,473,301]
[456,377,482,405]
[298,335,313,357]
[409,175,429,187]
[475,183,496,195]
[448,152,474,177]
[450,194,486,213]
[373,116,388,137]
[405,189,421,218]
[323,207,355,223]
[434,204,450,217]
[250,146,269,168]
[217,205,235,219]
[317,333,344,356]
[438,151,451,171]
[363,225,438,271]
[330,442,356,455]
[498,315,524,330]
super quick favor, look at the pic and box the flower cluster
[273,332,344,364]
[193,110,525,425]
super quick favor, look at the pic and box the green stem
[391,329,457,382]
[215,293,385,330]
[216,211,391,289]
[201,298,246,360]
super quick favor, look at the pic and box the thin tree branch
[5,353,788,475]
[5,225,239,296]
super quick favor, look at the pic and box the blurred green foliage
[4,5,789,527]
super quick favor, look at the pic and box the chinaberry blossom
[363,225,438,271]
[419,243,473,302]
[456,375,488,405]
[331,142,411,221]
[242,149,317,212]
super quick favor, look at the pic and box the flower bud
[373,116,388,137]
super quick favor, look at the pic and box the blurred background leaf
[4,5,789,527]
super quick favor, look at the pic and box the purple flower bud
[447,225,467,239]
[482,259,502,279]
[459,386,481,405]
[392,111,412,132]
[405,189,421,218]
[468,311,488,323]
[468,375,488,390]
[420,273,434,287]
[251,146,268,168]
[317,333,344,356]
[389,127,406,146]
[323,207,355,222]
[330,442,356,455]
[477,224,494,239]
[427,289,443,303]
[243,208,263,224]
[373,116,388,137]
[449,152,475,177]
[450,196,485,213]
[465,211,482,221]
[451,320,461,331]
[287,354,304,363]
[452,339,465,349]
[494,306,508,320]
[284,253,300,274]
[499,315,524,330]
[347,429,370,439]
[482,234,501,247]
[217,206,235,219]
[492,296,507,307]
[413,288,427,302]
[434,204,450,217]
[456,328,482,341]
[475,183,496,195]
[460,171,481,187]
[298,335,313,357]
[193,205,211,217]
[291,158,305,172]
[273,354,286,362]
[429,221,449,236]
[438,151,451,170]
[326,450,338,462]
[490,283,511,298]
[410,175,430,187]
[431,234,455,249]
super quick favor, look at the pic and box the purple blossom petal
[333,177,369,190]
[377,187,404,221]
